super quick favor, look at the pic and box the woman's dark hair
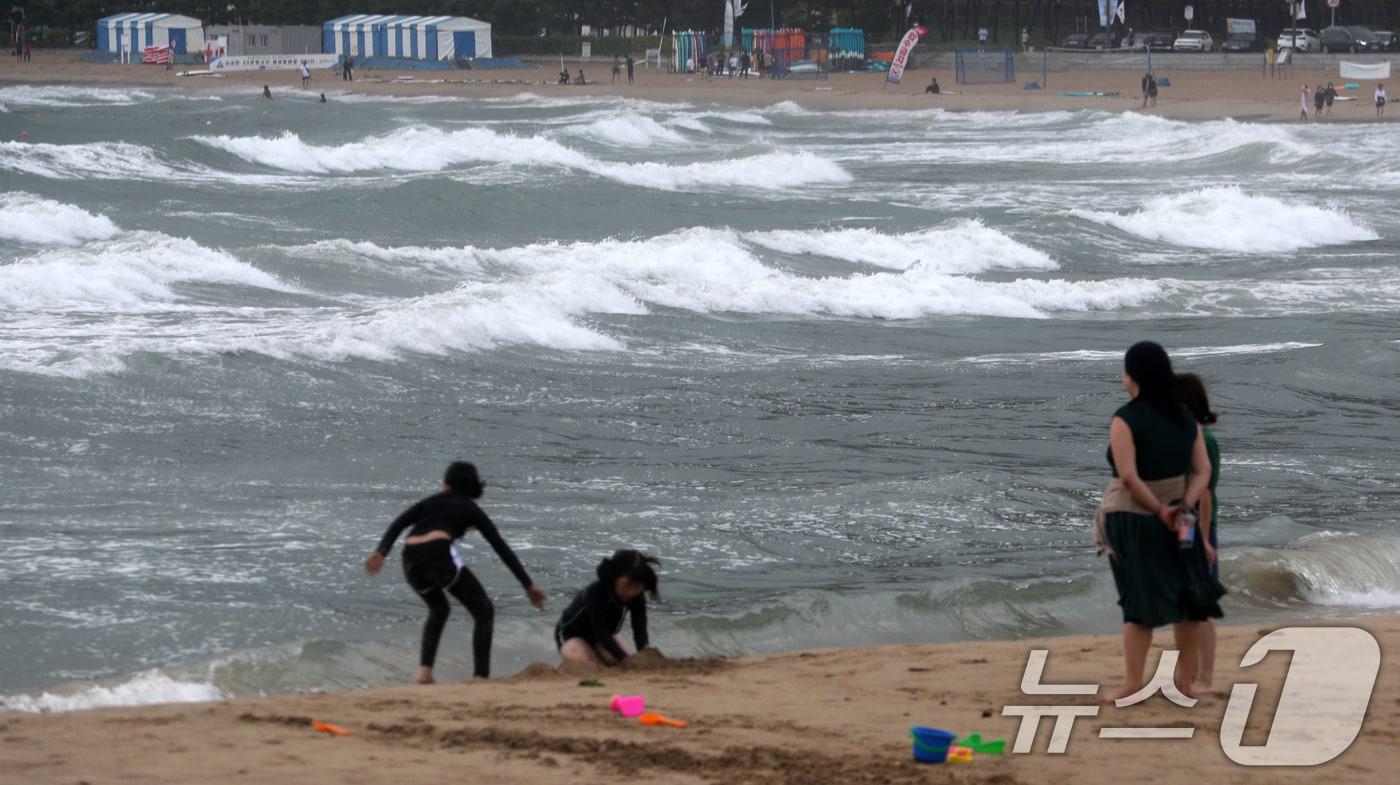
[597,549,661,599]
[1174,372,1219,425]
[443,461,484,498]
[1124,341,1189,426]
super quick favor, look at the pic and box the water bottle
[1178,505,1198,551]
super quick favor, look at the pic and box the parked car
[1374,31,1395,51]
[1172,30,1214,52]
[1088,32,1115,49]
[1221,31,1266,52]
[1320,25,1381,53]
[1277,28,1320,52]
[1142,30,1177,49]
[1061,33,1091,49]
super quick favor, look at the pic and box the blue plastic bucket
[910,726,957,763]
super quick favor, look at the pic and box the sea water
[2,84,1398,711]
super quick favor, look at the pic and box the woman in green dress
[1175,372,1221,690]
[1097,342,1224,702]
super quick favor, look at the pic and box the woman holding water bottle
[1094,342,1224,703]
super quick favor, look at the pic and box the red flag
[887,25,928,86]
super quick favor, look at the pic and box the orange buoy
[311,721,350,736]
[19,130,29,139]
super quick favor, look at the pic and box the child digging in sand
[556,550,660,666]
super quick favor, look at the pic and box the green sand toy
[955,733,1007,755]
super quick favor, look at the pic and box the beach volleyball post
[885,24,928,90]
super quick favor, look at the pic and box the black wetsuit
[375,491,533,677]
[554,580,648,662]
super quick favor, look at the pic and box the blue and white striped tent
[96,13,206,54]
[322,15,492,60]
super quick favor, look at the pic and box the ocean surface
[2,82,1398,712]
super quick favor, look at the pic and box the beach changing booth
[97,13,206,54]
[322,14,491,60]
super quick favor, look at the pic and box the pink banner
[887,25,928,85]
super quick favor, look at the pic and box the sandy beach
[0,51,1391,121]
[2,616,1395,784]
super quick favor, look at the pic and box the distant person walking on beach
[1325,82,1336,116]
[1095,342,1224,703]
[342,54,353,82]
[1314,84,1327,118]
[978,26,989,51]
[728,52,738,78]
[25,41,32,62]
[626,54,635,84]
[300,60,310,87]
[1300,84,1311,120]
[1175,373,1221,691]
[364,462,546,684]
[1140,72,1152,107]
[556,550,660,666]
[741,50,751,78]
[1021,28,1030,52]
[612,54,621,83]
[1377,84,1388,118]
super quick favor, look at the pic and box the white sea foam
[1074,187,1378,252]
[961,341,1324,365]
[0,140,182,180]
[744,221,1058,273]
[0,85,159,108]
[194,127,850,191]
[282,238,482,273]
[566,114,689,147]
[0,670,226,713]
[0,193,119,246]
[0,232,293,310]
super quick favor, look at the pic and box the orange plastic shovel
[638,712,687,729]
[311,721,351,736]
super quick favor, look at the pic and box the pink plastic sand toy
[610,695,645,717]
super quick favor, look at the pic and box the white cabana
[97,13,206,54]
[322,14,491,60]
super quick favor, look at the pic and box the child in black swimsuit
[556,550,660,665]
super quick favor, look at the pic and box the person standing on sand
[1094,342,1224,703]
[978,26,989,52]
[301,60,310,88]
[1325,82,1336,116]
[1140,71,1151,108]
[1300,84,1311,120]
[342,54,353,82]
[626,54,635,84]
[728,52,738,78]
[1146,73,1158,107]
[364,462,546,684]
[1377,84,1388,118]
[741,50,751,78]
[1174,373,1221,692]
[611,54,621,83]
[1021,29,1030,52]
[556,550,660,666]
[1314,84,1327,119]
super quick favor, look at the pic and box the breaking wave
[192,126,848,191]
[1074,187,1378,252]
[0,193,120,246]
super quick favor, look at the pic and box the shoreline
[2,616,1396,783]
[2,51,1392,122]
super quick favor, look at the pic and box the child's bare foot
[1100,685,1141,705]
[415,666,435,685]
